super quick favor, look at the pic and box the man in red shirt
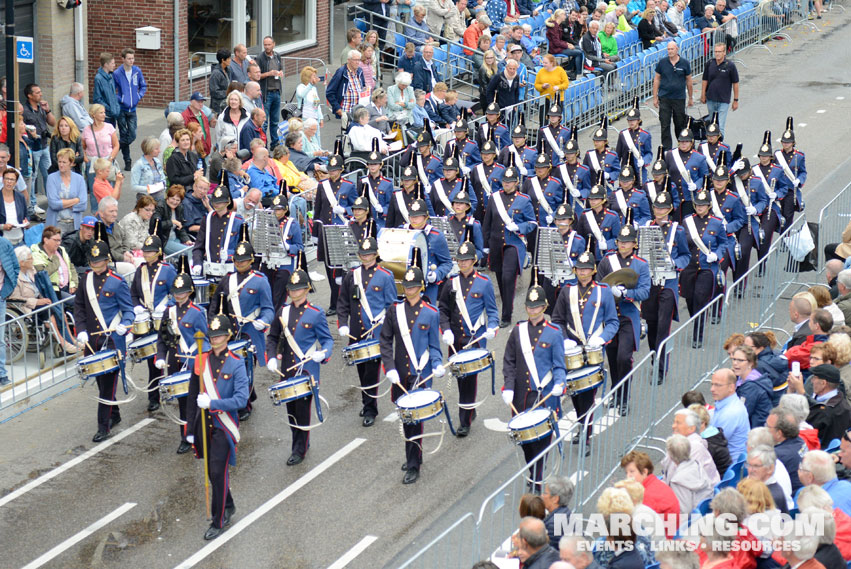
[181,92,216,157]
[620,450,680,535]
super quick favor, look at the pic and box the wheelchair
[4,299,77,368]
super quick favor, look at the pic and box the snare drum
[377,228,428,293]
[228,340,250,358]
[159,372,191,401]
[342,339,380,366]
[507,408,553,445]
[448,348,494,378]
[564,346,585,371]
[128,334,158,362]
[564,365,604,395]
[193,279,211,305]
[396,389,445,424]
[132,314,152,336]
[584,345,604,366]
[268,376,313,405]
[77,349,120,380]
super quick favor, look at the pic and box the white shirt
[770,460,794,510]
[348,123,388,153]
[3,199,21,243]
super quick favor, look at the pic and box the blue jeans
[264,90,282,149]
[165,235,187,256]
[0,297,7,383]
[116,110,138,164]
[555,50,585,76]
[706,100,730,137]
[31,147,51,202]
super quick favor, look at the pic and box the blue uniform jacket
[582,149,619,182]
[338,264,397,338]
[130,261,177,311]
[645,220,691,310]
[358,174,394,228]
[190,351,249,464]
[444,138,483,169]
[482,191,538,273]
[554,162,593,202]
[524,175,564,226]
[665,150,709,203]
[439,271,499,338]
[430,177,473,217]
[615,128,653,181]
[712,190,747,268]
[698,141,731,171]
[191,211,245,265]
[269,301,334,381]
[643,178,682,212]
[775,149,806,206]
[477,122,511,151]
[576,209,622,261]
[608,187,651,226]
[75,269,135,355]
[315,178,358,227]
[552,281,620,344]
[598,253,651,349]
[222,270,275,365]
[276,216,304,272]
[503,320,567,413]
[380,300,443,383]
[405,223,453,302]
[539,124,572,165]
[156,300,210,368]
[498,145,538,176]
[684,214,727,276]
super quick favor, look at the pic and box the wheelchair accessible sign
[16,37,33,64]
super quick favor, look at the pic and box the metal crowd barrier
[397,512,480,569]
[817,181,851,271]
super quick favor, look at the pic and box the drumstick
[347,334,359,341]
[91,328,115,336]
[510,403,519,415]
[462,334,487,350]
[286,355,313,373]
[530,391,555,411]
[363,319,383,336]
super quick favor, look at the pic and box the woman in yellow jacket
[534,54,571,99]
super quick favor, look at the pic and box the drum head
[79,350,117,364]
[193,279,210,286]
[397,389,441,408]
[508,408,551,429]
[228,340,249,350]
[565,365,601,380]
[134,313,151,322]
[449,348,489,364]
[565,346,584,357]
[129,334,158,347]
[161,372,191,385]
[347,339,379,350]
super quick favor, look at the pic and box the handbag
[88,125,120,182]
[281,89,303,121]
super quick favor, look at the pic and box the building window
[188,1,235,55]
[272,0,316,51]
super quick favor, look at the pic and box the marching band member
[443,115,482,171]
[404,199,453,303]
[641,192,690,385]
[698,113,731,172]
[185,312,249,540]
[265,269,334,466]
[753,131,788,265]
[191,184,244,279]
[267,192,303,309]
[643,147,681,213]
[401,124,443,191]
[380,265,444,485]
[523,152,564,241]
[708,158,746,309]
[537,99,571,166]
[430,154,472,217]
[448,187,485,262]
[438,240,499,436]
[130,232,177,412]
[775,116,806,233]
[349,195,373,244]
[664,118,708,220]
[730,158,768,286]
[596,223,651,416]
[313,150,357,316]
[469,136,505,223]
[482,160,537,327]
[552,129,592,205]
[582,116,619,185]
[615,99,653,183]
[609,163,651,226]
[155,258,209,454]
[552,245,618,453]
[357,142,394,229]
[680,187,726,348]
[74,239,135,442]
[502,283,566,489]
[476,98,510,151]
[575,173,621,261]
[336,234,396,426]
[540,201,586,313]
[385,168,436,228]
[208,228,274,421]
[497,124,538,177]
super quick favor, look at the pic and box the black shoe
[402,468,420,484]
[402,462,409,471]
[177,441,192,454]
[223,505,236,526]
[286,453,304,466]
[147,401,160,412]
[608,398,617,409]
[358,408,365,417]
[362,416,375,427]
[238,409,251,421]
[92,430,110,442]
[692,340,703,349]
[619,403,629,417]
[499,320,510,328]
[585,444,592,457]
[710,315,721,325]
[109,416,121,428]
[123,160,132,172]
[456,425,470,437]
[572,433,581,445]
[326,308,337,316]
[656,370,666,386]
[204,525,225,540]
[0,377,10,386]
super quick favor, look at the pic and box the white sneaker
[33,205,45,214]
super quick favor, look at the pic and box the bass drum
[377,228,428,294]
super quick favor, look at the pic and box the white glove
[483,248,490,255]
[311,350,326,363]
[252,320,266,331]
[267,358,278,373]
[706,252,718,263]
[599,239,609,250]
[191,265,202,276]
[311,236,319,245]
[442,330,455,346]
[636,157,645,169]
[155,359,166,370]
[335,276,343,285]
[570,186,581,198]
[518,166,528,176]
[484,328,497,340]
[427,270,437,283]
[338,325,350,338]
[461,165,471,176]
[386,369,401,384]
[133,305,147,316]
[612,285,625,298]
[564,338,577,350]
[283,241,290,252]
[793,178,801,188]
[745,206,757,216]
[434,364,446,378]
[115,324,129,336]
[506,222,519,233]
[333,204,346,215]
[550,383,565,397]
[732,159,745,172]
[687,182,697,193]
[767,191,778,201]
[77,331,89,344]
[588,336,605,347]
[375,203,384,214]
[186,435,195,444]
[545,215,554,225]
[197,392,211,409]
[604,172,611,180]
[502,390,514,405]
[720,218,727,230]
[557,151,566,161]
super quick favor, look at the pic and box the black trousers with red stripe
[393,379,424,470]
[146,357,161,405]
[96,372,120,432]
[606,316,635,405]
[207,427,235,529]
[489,243,521,322]
[642,285,677,373]
[357,359,381,419]
[286,393,313,457]
[453,336,479,428]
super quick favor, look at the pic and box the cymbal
[602,268,639,288]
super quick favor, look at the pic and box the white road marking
[568,470,588,485]
[21,502,136,569]
[816,109,826,113]
[798,123,807,127]
[173,438,367,569]
[837,96,846,100]
[0,418,156,508]
[383,411,398,422]
[326,535,379,569]
[484,417,509,433]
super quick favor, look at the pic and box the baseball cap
[509,44,523,52]
[190,91,207,101]
[81,216,97,228]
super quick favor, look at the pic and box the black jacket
[807,392,851,449]
[49,136,85,175]
[705,427,733,477]
[61,230,94,276]
[485,72,521,110]
[815,543,845,569]
[522,546,561,569]
[165,150,202,191]
[209,65,231,114]
[775,436,805,493]
[151,199,191,245]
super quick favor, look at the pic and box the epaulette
[422,303,438,313]
[633,255,647,263]
[377,266,394,277]
[305,303,321,313]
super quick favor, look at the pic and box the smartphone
[791,361,801,376]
